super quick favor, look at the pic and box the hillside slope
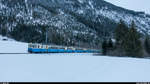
[0,0,150,47]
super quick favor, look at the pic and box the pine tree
[10,24,42,43]
[1,28,7,36]
[1,28,6,36]
[123,21,143,57]
[102,39,107,55]
[108,38,113,49]
[145,35,150,54]
[115,20,129,45]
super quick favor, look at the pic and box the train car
[28,43,100,53]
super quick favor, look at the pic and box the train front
[28,43,33,53]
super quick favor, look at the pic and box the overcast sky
[104,0,150,14]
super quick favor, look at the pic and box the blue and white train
[28,43,100,53]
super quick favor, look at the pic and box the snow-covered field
[0,36,150,82]
[0,36,28,53]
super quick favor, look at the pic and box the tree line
[102,20,150,57]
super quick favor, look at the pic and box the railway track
[0,53,99,55]
[0,53,32,54]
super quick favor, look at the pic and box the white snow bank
[0,35,28,53]
[0,40,28,53]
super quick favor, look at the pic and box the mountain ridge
[0,0,150,48]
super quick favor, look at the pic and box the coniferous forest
[102,20,150,57]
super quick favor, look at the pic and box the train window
[48,46,51,49]
[55,47,60,49]
[77,48,83,50]
[41,45,44,49]
[35,45,37,48]
[71,47,76,50]
[68,48,73,50]
[48,46,56,49]
[28,44,34,48]
[30,45,33,48]
[39,45,42,48]
[59,47,65,49]
[48,46,51,48]
[41,45,44,48]
[43,45,47,49]
[50,47,54,49]
[50,47,57,49]
[83,48,87,50]
[29,44,38,48]
[65,47,68,50]
[72,48,76,50]
[31,45,34,48]
[37,45,39,48]
[32,45,36,48]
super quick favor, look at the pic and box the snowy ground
[0,36,150,82]
[0,36,28,53]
